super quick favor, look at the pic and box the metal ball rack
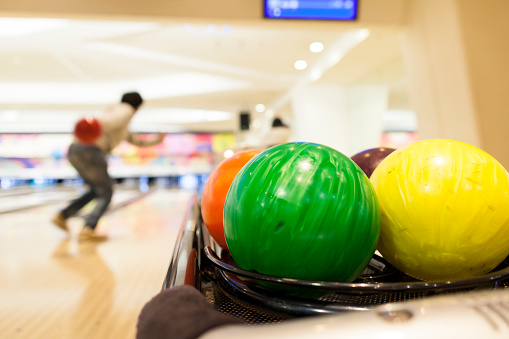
[163,195,509,324]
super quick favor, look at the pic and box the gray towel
[137,285,243,339]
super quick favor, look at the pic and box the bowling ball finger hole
[274,221,285,233]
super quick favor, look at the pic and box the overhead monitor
[264,0,358,21]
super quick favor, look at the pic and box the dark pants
[60,143,113,229]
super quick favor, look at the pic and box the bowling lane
[0,187,195,339]
[0,186,80,213]
[0,184,151,214]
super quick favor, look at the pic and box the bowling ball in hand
[74,117,102,144]
[371,139,509,281]
[201,149,263,249]
[224,142,381,283]
[351,147,396,178]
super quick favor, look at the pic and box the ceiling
[0,17,405,134]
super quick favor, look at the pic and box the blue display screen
[264,0,358,20]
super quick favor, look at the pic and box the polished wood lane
[0,188,194,339]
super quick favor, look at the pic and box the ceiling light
[1,110,20,121]
[382,109,418,132]
[0,18,69,37]
[0,108,233,133]
[0,73,250,104]
[205,24,216,34]
[255,104,266,113]
[132,108,233,124]
[294,60,307,70]
[221,25,232,36]
[309,42,324,53]
[182,23,231,38]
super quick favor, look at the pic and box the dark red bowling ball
[351,147,396,178]
[74,117,102,144]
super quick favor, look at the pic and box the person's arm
[125,132,166,147]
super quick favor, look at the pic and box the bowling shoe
[52,213,68,232]
[79,226,107,241]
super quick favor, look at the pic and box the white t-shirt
[77,103,164,155]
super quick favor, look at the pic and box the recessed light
[294,60,307,70]
[310,42,324,53]
[255,104,266,113]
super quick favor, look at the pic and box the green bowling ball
[223,142,381,283]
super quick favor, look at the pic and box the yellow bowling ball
[371,139,509,281]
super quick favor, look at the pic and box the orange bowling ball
[74,117,102,144]
[201,149,263,248]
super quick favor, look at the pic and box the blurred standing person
[264,117,290,148]
[52,92,166,241]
